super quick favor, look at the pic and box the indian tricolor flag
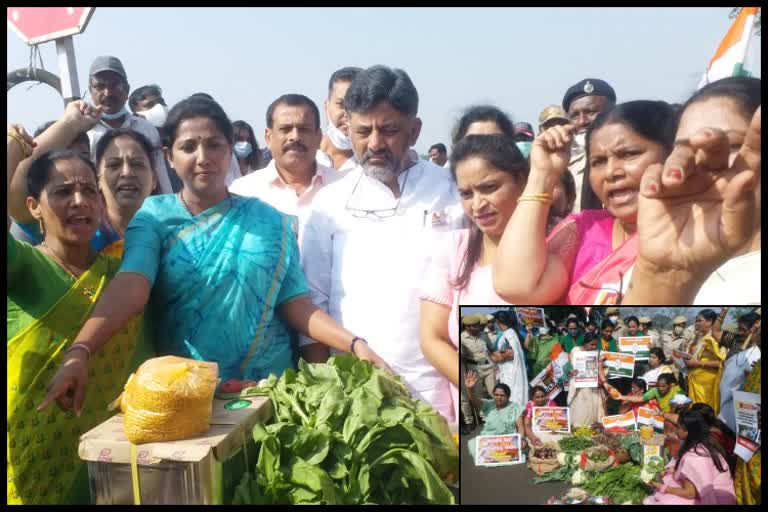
[549,342,570,385]
[699,7,760,89]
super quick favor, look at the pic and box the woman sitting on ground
[522,385,557,447]
[464,370,525,462]
[642,347,676,388]
[644,407,736,505]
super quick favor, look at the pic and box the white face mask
[539,327,549,336]
[137,103,168,128]
[101,105,129,120]
[609,315,619,325]
[674,326,684,335]
[326,112,352,151]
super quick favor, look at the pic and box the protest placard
[733,390,761,462]
[532,406,570,434]
[602,410,637,431]
[475,434,525,466]
[603,351,635,378]
[618,336,653,361]
[637,407,664,433]
[671,349,691,375]
[529,363,562,400]
[572,350,599,388]
[515,307,546,329]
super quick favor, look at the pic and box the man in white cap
[86,55,173,194]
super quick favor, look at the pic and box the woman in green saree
[7,117,153,504]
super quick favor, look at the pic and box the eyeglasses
[344,167,411,219]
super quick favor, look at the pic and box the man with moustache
[317,67,362,172]
[561,78,616,211]
[230,93,345,364]
[300,65,465,422]
[85,56,174,194]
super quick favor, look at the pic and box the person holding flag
[567,332,608,427]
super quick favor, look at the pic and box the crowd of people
[4,52,761,505]
[459,306,761,505]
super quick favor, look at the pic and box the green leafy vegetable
[232,354,457,504]
[558,436,595,452]
[580,463,652,504]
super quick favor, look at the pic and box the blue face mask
[515,141,532,158]
[234,141,253,159]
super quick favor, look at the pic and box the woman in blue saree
[42,96,390,407]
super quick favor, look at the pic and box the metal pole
[55,36,80,105]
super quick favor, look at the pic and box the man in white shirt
[230,94,344,240]
[301,66,464,420]
[85,56,174,194]
[428,143,449,168]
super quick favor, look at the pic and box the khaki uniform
[645,329,661,348]
[660,329,692,360]
[460,330,496,426]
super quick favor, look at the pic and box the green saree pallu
[7,254,152,504]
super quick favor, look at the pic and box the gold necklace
[178,189,231,216]
[41,242,91,279]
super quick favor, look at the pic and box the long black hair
[675,407,728,473]
[449,134,529,291]
[232,120,261,171]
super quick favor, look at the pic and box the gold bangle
[7,131,33,158]
[517,195,553,204]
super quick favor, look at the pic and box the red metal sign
[7,7,94,45]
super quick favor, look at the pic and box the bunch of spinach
[579,463,652,504]
[232,355,457,504]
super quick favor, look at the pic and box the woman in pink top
[493,101,677,304]
[644,407,736,505]
[420,134,528,425]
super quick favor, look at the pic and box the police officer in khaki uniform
[460,314,497,433]
[661,315,693,359]
[639,316,660,348]
[606,306,627,338]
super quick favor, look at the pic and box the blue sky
[7,7,757,155]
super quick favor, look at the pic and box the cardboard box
[78,397,272,504]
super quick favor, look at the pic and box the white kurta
[300,159,466,418]
[495,328,529,409]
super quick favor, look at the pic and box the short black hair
[429,143,447,154]
[165,96,234,147]
[657,372,676,386]
[625,316,640,327]
[452,105,514,147]
[583,332,599,344]
[493,383,511,398]
[328,66,363,96]
[632,378,648,393]
[190,92,214,101]
[697,309,718,323]
[34,120,90,149]
[266,94,321,131]
[494,310,517,328]
[26,149,97,200]
[128,84,164,112]
[600,319,615,330]
[344,65,419,117]
[530,385,548,398]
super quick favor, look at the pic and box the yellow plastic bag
[111,356,219,444]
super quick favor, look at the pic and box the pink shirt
[523,399,557,419]
[420,229,512,424]
[229,160,346,244]
[644,448,736,505]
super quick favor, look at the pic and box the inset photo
[459,306,760,505]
